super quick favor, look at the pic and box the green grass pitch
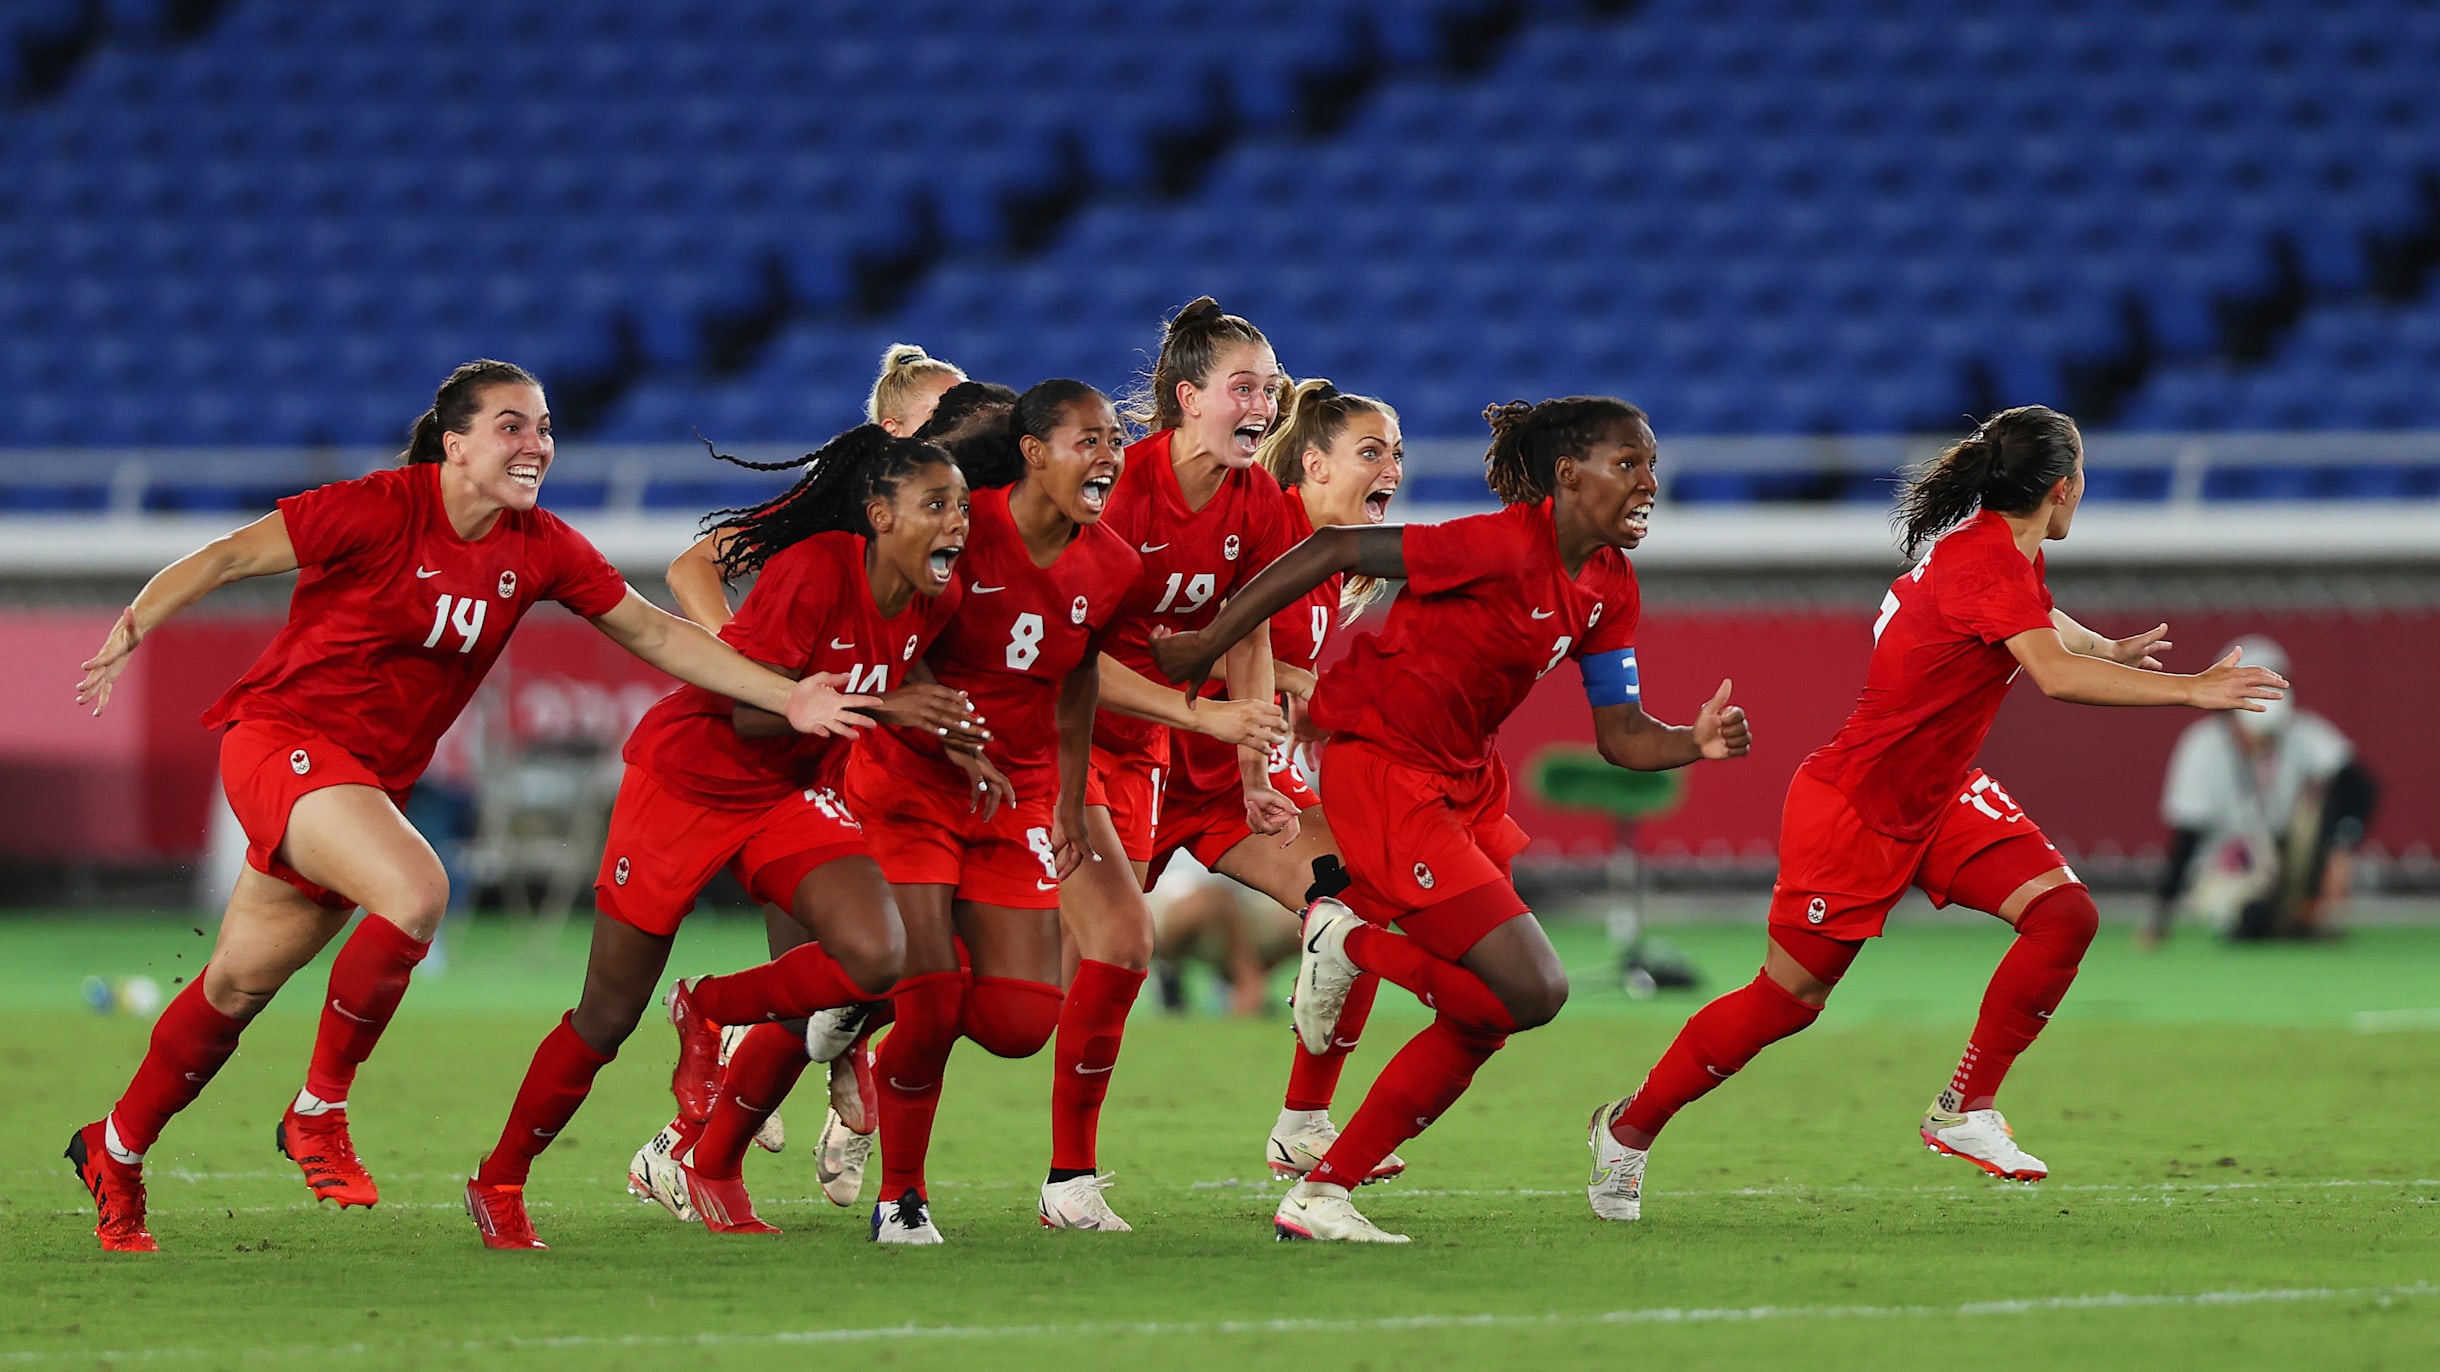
[4,908,2436,1370]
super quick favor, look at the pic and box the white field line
[26,1174,2439,1219]
[2353,1007,2440,1033]
[2,1282,2433,1364]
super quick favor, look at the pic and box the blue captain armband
[1581,647,1640,707]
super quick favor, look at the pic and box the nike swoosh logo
[1073,1063,1115,1076]
[1331,1037,1361,1050]
[1138,542,1169,553]
[530,1127,559,1139]
[970,585,1006,594]
[1530,608,1555,620]
[829,637,854,649]
[1036,879,1058,891]
[415,566,441,579]
[329,998,376,1025]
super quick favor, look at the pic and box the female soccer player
[832,379,1143,1242]
[1582,404,2288,1223]
[467,425,983,1248]
[1144,378,1408,1180]
[64,360,866,1253]
[1038,298,1300,1230]
[1153,396,1752,1242]
[666,343,964,630]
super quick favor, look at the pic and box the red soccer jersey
[623,531,963,809]
[1092,429,1295,758]
[201,464,629,791]
[1173,484,1344,795]
[1800,509,2056,840]
[1310,499,1639,774]
[862,484,1140,788]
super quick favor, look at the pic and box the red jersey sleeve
[720,544,835,671]
[1397,513,1505,597]
[277,477,401,569]
[1938,541,2053,645]
[1579,558,1641,658]
[536,513,631,619]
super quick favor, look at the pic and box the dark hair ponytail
[1120,296,1272,432]
[1894,405,2082,558]
[400,359,541,464]
[701,424,954,580]
[1481,396,1648,505]
[934,379,1108,491]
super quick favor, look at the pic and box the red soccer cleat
[464,1178,548,1250]
[65,1121,158,1253]
[277,1104,380,1207]
[680,1161,782,1235]
[666,978,723,1125]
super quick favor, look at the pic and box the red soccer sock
[1342,924,1512,1032]
[109,971,248,1156]
[691,1023,811,1180]
[875,970,967,1199]
[474,1012,616,1186]
[688,943,874,1026]
[1307,1015,1506,1190]
[1283,971,1380,1111]
[962,975,1061,1059]
[304,914,429,1103]
[1614,971,1823,1147]
[1049,959,1145,1173]
[1945,884,2099,1112]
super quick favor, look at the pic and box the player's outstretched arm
[1593,679,1751,771]
[665,526,741,630]
[78,511,301,715]
[588,588,879,736]
[2050,608,2171,669]
[1149,523,1406,692]
[1093,652,1288,750]
[2007,629,2285,710]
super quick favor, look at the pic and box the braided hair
[1893,405,2082,558]
[700,425,954,581]
[1120,296,1272,432]
[916,381,1021,486]
[1481,396,1649,505]
[400,359,540,464]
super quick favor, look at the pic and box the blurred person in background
[2147,636,2376,945]
[1147,856,1300,1017]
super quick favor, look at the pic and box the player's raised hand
[875,682,990,745]
[1693,678,1751,760]
[1243,780,1303,845]
[783,671,881,737]
[77,607,143,716]
[1194,697,1289,752]
[2108,622,2173,670]
[2186,646,2288,712]
[1148,625,1216,694]
[949,748,1016,820]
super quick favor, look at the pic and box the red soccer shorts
[1088,741,1165,865]
[595,766,870,936]
[1768,767,2071,939]
[218,719,412,909]
[1319,739,1531,962]
[1145,744,1321,886]
[845,749,1063,911]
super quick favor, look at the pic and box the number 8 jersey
[872,483,1141,789]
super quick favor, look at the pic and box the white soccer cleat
[716,1025,785,1153]
[1266,1111,1404,1183]
[1920,1105,2049,1181]
[625,1120,698,1223]
[829,1044,875,1134]
[805,1002,878,1064]
[1291,899,1363,1056]
[1272,1180,1408,1243]
[1038,1173,1132,1232]
[1585,1097,1646,1222]
[870,1188,944,1245]
[813,1107,873,1208]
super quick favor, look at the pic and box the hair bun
[1173,296,1225,325]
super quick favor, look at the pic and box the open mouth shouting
[1363,473,1400,524]
[926,540,963,587]
[506,459,545,493]
[1077,468,1117,518]
[1230,416,1268,461]
[1623,500,1653,541]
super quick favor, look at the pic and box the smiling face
[1024,394,1127,527]
[1556,417,1660,550]
[1300,407,1403,528]
[441,383,552,512]
[866,459,971,595]
[1176,341,1283,468]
